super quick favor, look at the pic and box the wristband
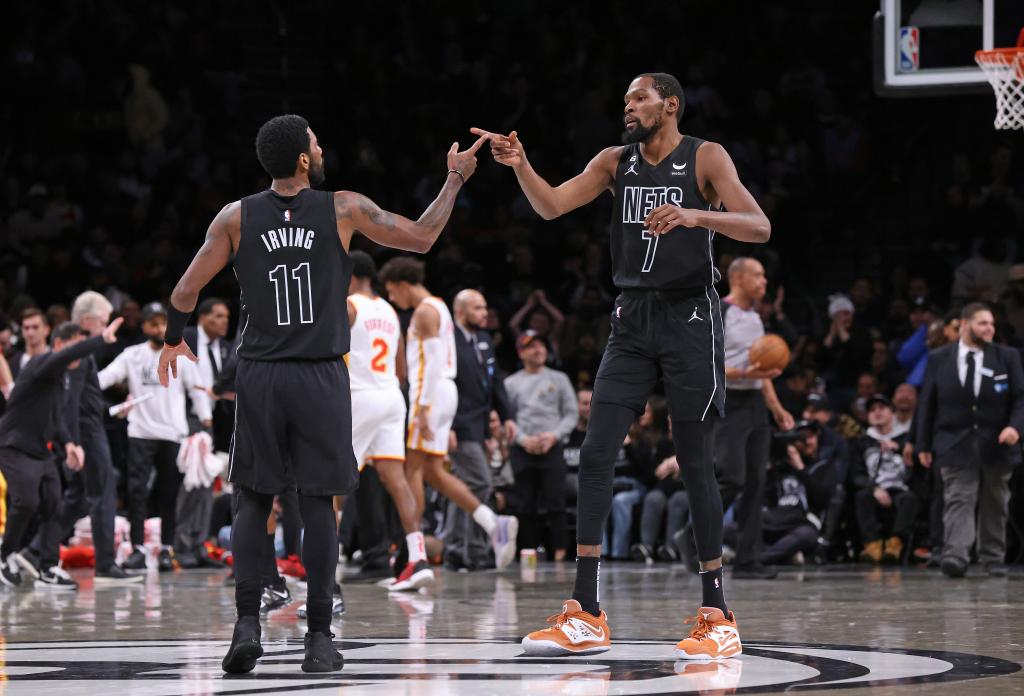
[164,305,190,346]
[447,169,465,185]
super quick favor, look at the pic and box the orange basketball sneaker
[521,599,612,656]
[675,607,742,660]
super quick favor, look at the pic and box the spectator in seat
[607,398,668,560]
[853,394,916,564]
[760,420,838,565]
[634,429,690,563]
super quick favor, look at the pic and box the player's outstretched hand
[158,341,198,387]
[447,134,489,183]
[644,204,703,236]
[101,317,124,344]
[470,128,525,169]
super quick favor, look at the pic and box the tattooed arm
[334,136,487,253]
[334,184,458,254]
[170,202,239,313]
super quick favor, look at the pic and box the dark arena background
[1,1,1023,694]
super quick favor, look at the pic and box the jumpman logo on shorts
[688,308,703,323]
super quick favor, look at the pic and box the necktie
[964,351,976,399]
[208,342,221,379]
[471,332,483,365]
[471,333,488,388]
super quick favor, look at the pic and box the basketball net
[975,28,1024,130]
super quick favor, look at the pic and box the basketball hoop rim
[975,47,1024,65]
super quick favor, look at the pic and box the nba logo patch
[284,209,291,222]
[899,26,919,72]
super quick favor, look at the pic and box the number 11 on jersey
[269,262,314,326]
[641,229,659,273]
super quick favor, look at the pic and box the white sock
[407,532,427,564]
[473,504,498,535]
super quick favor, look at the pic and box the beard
[146,334,164,348]
[309,160,325,187]
[621,114,663,144]
[967,327,991,347]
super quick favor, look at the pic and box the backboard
[873,0,1024,96]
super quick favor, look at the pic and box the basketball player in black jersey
[157,115,486,673]
[473,73,771,660]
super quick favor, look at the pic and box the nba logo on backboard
[899,26,919,72]
[284,209,291,221]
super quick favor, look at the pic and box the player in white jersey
[345,251,432,591]
[379,257,519,570]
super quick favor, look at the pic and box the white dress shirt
[956,340,983,397]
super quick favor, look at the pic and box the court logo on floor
[0,638,1018,694]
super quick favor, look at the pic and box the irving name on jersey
[260,226,316,252]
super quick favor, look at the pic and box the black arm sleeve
[36,336,106,380]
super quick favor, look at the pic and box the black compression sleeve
[165,305,190,346]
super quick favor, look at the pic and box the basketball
[748,333,790,372]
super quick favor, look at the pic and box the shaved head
[454,289,487,330]
[726,257,767,304]
[727,257,755,280]
[454,289,484,311]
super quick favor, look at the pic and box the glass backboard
[873,0,1024,96]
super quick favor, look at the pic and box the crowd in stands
[1,1,1022,587]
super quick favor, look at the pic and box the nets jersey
[407,296,457,390]
[235,188,352,361]
[610,136,721,290]
[347,294,401,391]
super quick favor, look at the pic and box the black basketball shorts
[229,358,358,496]
[592,287,726,422]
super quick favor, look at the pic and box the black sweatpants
[56,422,118,570]
[0,448,63,568]
[577,288,725,561]
[761,523,819,565]
[127,438,182,547]
[855,487,918,542]
[232,486,338,633]
[715,389,771,567]
[511,443,567,551]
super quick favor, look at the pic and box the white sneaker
[35,565,78,592]
[297,595,345,618]
[1,554,23,587]
[491,515,519,569]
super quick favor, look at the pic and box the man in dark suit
[917,302,1024,578]
[446,289,516,569]
[183,298,235,450]
[178,297,235,569]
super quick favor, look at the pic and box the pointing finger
[467,134,489,154]
[470,127,494,138]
